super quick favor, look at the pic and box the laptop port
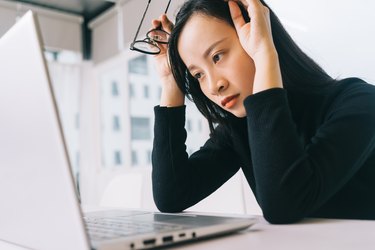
[162,235,174,243]
[143,238,156,246]
[178,233,186,238]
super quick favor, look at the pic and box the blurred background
[0,0,374,215]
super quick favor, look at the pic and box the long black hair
[168,0,334,133]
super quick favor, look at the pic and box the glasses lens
[131,40,160,54]
[147,29,170,44]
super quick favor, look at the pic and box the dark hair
[168,0,334,133]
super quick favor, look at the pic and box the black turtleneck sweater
[152,78,375,224]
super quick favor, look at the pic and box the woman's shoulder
[289,77,375,103]
[286,77,375,122]
[336,77,375,91]
[333,77,375,103]
[325,77,375,121]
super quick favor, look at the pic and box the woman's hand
[228,0,283,93]
[151,14,184,107]
[151,14,174,80]
[228,0,275,61]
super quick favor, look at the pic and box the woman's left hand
[228,0,275,62]
[228,0,283,93]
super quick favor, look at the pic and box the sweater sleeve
[152,105,240,212]
[244,87,375,224]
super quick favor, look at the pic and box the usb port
[143,238,156,245]
[178,233,186,238]
[162,235,174,243]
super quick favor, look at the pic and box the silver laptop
[0,11,255,250]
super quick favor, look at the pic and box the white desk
[169,216,375,250]
[1,216,374,250]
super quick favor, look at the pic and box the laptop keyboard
[84,216,183,241]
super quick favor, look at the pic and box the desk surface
[169,216,375,250]
[1,216,374,250]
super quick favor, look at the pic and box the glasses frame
[130,0,172,55]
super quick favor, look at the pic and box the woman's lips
[221,94,240,108]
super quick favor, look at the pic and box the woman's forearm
[159,75,185,107]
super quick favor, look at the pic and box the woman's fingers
[151,14,173,33]
[227,0,275,59]
[161,14,174,33]
[225,0,249,8]
[228,1,246,32]
[228,0,268,18]
[151,19,160,29]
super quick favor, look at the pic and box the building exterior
[99,53,210,169]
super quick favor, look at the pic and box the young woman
[150,0,375,223]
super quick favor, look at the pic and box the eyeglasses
[130,0,171,55]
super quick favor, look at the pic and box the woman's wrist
[252,51,283,94]
[160,75,185,107]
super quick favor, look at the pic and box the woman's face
[178,14,255,117]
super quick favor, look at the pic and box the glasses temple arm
[164,0,171,14]
[156,0,172,30]
[131,0,152,44]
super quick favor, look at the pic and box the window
[128,55,148,75]
[143,85,149,99]
[129,83,135,98]
[131,117,151,140]
[147,150,151,164]
[99,66,127,168]
[113,115,121,131]
[131,150,138,166]
[111,81,119,96]
[114,151,122,166]
[45,51,81,185]
[186,119,192,132]
[198,120,202,132]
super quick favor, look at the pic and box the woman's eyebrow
[187,38,228,71]
[203,38,228,58]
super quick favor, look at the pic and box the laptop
[0,11,256,250]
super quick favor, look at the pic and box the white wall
[267,0,375,83]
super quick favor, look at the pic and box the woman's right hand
[151,14,174,80]
[151,14,185,107]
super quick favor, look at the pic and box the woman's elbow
[154,200,184,213]
[261,203,304,224]
[263,211,302,224]
[153,191,184,213]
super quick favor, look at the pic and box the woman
[150,0,375,223]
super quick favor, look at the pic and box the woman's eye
[213,53,222,63]
[194,72,202,79]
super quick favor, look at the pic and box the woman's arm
[244,84,375,224]
[150,14,240,212]
[150,14,184,107]
[152,106,241,212]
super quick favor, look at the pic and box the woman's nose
[208,77,228,95]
